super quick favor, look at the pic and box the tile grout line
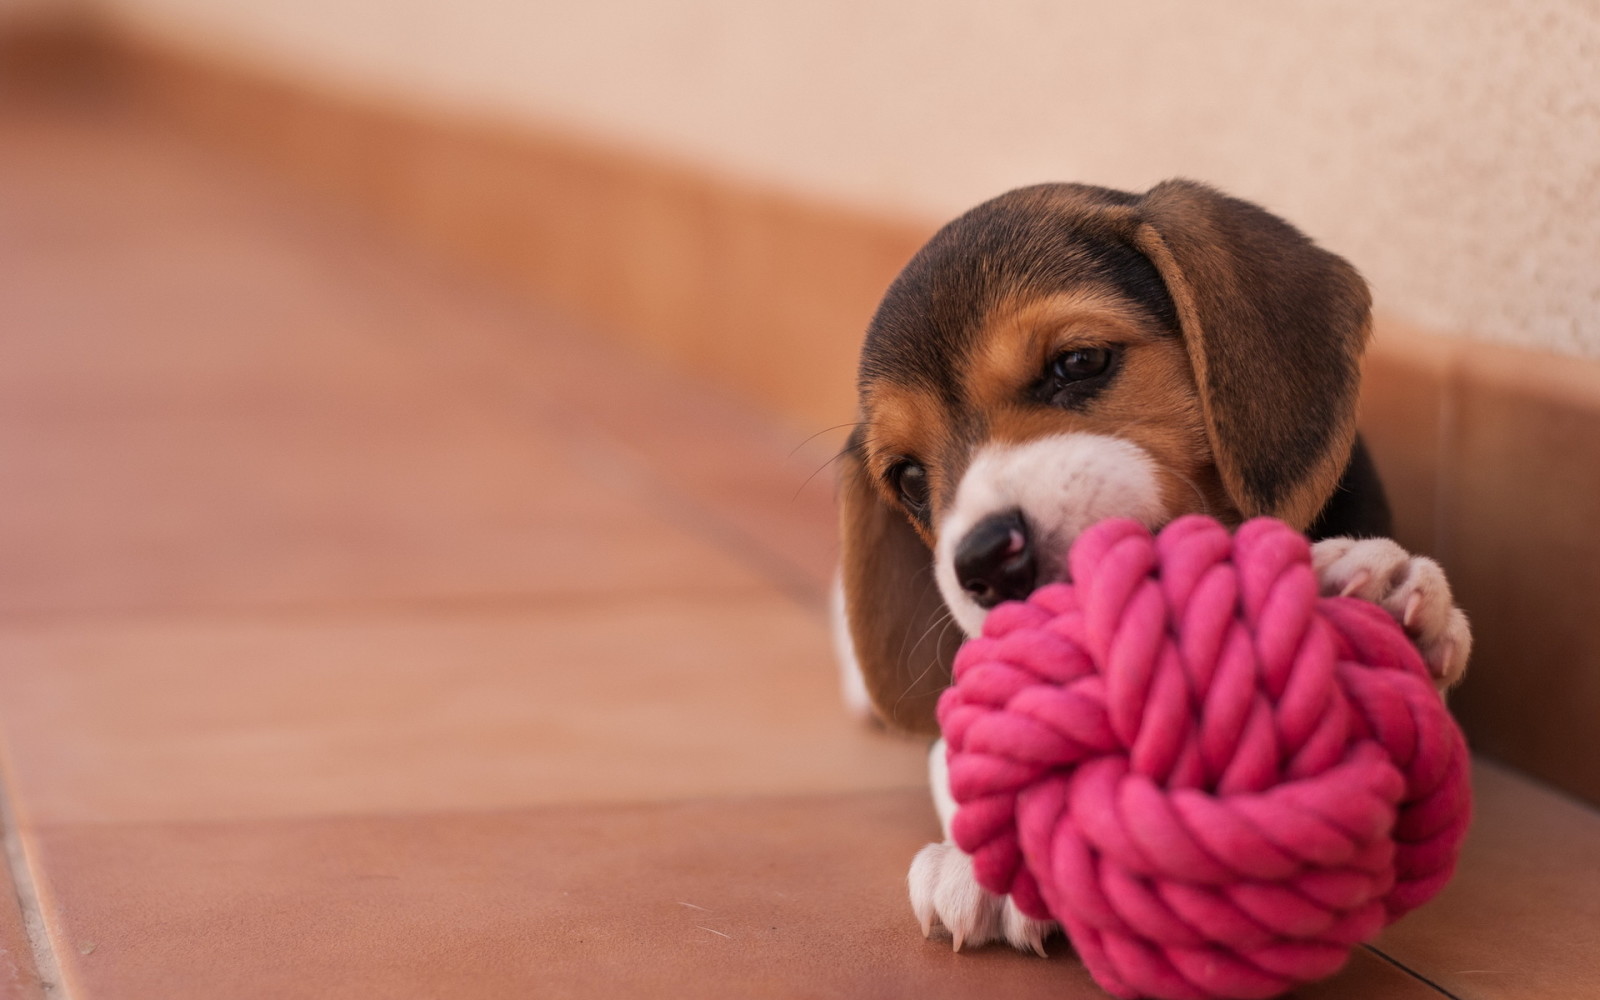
[0,585,786,633]
[0,775,70,999]
[553,420,829,615]
[288,185,843,621]
[334,239,846,618]
[1360,943,1463,999]
[498,376,838,620]
[411,343,836,619]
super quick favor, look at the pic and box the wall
[88,0,1600,360]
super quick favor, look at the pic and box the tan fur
[967,292,1235,526]
[837,445,959,732]
[842,287,1233,734]
[1127,183,1370,528]
[840,180,1372,734]
[856,388,959,547]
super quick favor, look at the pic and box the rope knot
[940,516,1471,1000]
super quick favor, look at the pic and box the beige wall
[92,0,1600,358]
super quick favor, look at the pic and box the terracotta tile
[309,253,852,602]
[0,106,785,617]
[0,597,928,825]
[390,192,932,600]
[362,115,544,290]
[490,132,623,325]
[0,111,477,410]
[1360,324,1456,556]
[0,116,389,408]
[1438,342,1600,805]
[0,22,118,106]
[3,103,840,612]
[369,118,900,439]
[594,158,718,364]
[0,856,44,999]
[464,312,852,599]
[369,118,626,331]
[1374,759,1600,999]
[23,792,1438,1000]
[0,243,437,411]
[0,398,771,617]
[702,188,931,432]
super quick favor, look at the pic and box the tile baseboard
[1362,326,1600,806]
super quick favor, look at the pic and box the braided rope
[940,516,1471,1000]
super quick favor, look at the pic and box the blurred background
[0,3,1597,996]
[2,0,1599,825]
[4,0,1597,429]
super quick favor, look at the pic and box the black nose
[954,510,1036,609]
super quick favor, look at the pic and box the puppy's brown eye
[888,461,930,516]
[1050,347,1113,383]
[1038,345,1119,409]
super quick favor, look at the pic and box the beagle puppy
[833,180,1471,954]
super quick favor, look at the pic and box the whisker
[788,421,863,460]
[906,604,955,667]
[898,600,970,717]
[892,567,957,715]
[1164,467,1215,518]
[793,450,849,501]
[790,422,866,501]
[892,566,948,666]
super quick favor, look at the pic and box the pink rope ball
[940,515,1471,1000]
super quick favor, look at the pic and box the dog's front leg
[906,740,1057,956]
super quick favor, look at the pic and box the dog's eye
[887,461,930,516]
[1038,346,1119,408]
[1049,347,1113,383]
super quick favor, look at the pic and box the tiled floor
[0,93,1596,1000]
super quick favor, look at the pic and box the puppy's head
[838,180,1372,733]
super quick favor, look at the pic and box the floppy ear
[1130,179,1372,529]
[837,431,958,735]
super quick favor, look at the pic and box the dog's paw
[1312,537,1472,689]
[907,842,1055,956]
